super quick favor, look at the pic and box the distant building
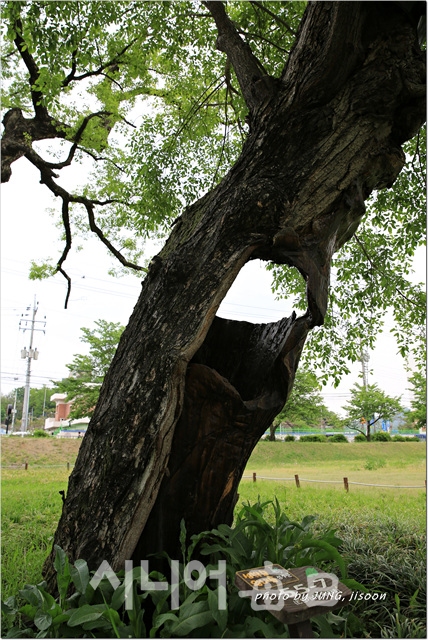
[44,393,89,433]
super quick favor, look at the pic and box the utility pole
[360,347,370,390]
[11,386,18,431]
[19,297,46,432]
[42,385,47,417]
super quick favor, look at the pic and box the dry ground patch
[1,437,81,466]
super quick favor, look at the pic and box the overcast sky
[1,155,425,417]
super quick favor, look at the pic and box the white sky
[1,156,425,417]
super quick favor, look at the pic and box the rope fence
[242,472,426,491]
[1,462,74,470]
[2,465,426,490]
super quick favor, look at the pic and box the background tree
[269,368,341,440]
[343,383,403,441]
[54,320,124,419]
[28,387,56,426]
[405,371,427,430]
[1,387,55,428]
[1,1,425,585]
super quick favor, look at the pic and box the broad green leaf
[18,603,37,619]
[70,558,90,594]
[19,586,43,608]
[173,610,214,637]
[151,612,179,633]
[53,546,67,576]
[67,603,106,627]
[207,586,228,632]
[33,610,52,632]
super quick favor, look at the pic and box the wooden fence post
[294,474,300,488]
[67,462,70,471]
[343,477,349,492]
[24,461,28,470]
[252,472,257,482]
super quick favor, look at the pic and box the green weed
[364,457,386,470]
[1,502,360,638]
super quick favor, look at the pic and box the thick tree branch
[1,108,68,182]
[204,1,279,113]
[281,2,367,107]
[13,18,47,118]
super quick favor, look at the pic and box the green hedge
[371,431,392,442]
[328,434,348,443]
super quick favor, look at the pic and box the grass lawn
[238,480,426,533]
[1,437,80,467]
[1,438,426,600]
[247,440,426,483]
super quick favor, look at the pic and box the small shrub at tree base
[284,434,295,441]
[371,431,392,442]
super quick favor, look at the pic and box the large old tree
[2,1,426,581]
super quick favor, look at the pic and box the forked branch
[204,0,279,113]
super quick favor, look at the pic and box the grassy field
[246,440,426,485]
[241,441,426,540]
[1,438,426,601]
[1,437,80,466]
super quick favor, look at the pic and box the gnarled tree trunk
[44,1,425,583]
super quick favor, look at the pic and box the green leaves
[67,604,107,628]
[343,383,403,439]
[53,319,124,419]
[406,371,427,429]
[270,127,426,384]
[69,559,90,596]
[1,1,304,275]
[1,499,358,638]
[273,367,341,431]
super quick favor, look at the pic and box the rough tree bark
[42,1,425,583]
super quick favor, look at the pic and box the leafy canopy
[1,1,303,271]
[273,368,341,431]
[343,383,403,440]
[406,371,427,429]
[1,1,425,383]
[53,320,124,419]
